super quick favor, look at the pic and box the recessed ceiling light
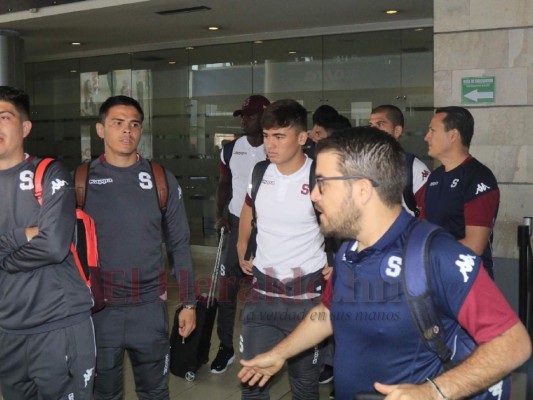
[414,28,424,31]
[288,51,297,54]
[186,46,194,50]
[385,9,398,14]
[254,40,263,44]
[208,26,219,31]
[71,42,82,46]
[168,61,176,65]
[70,70,77,73]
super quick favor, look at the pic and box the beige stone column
[434,0,533,260]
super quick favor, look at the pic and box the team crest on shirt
[380,252,403,282]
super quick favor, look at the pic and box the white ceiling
[0,0,433,62]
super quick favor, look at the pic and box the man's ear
[96,122,105,139]
[298,130,308,145]
[22,121,32,138]
[353,178,375,206]
[393,126,403,140]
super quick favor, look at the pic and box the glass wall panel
[23,29,434,245]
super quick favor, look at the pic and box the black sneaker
[319,365,334,384]
[329,388,335,399]
[210,345,235,374]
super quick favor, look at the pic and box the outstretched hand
[238,352,285,387]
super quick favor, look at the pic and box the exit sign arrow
[464,89,494,102]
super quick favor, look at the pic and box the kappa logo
[83,367,94,388]
[476,182,490,195]
[51,178,68,195]
[455,253,476,282]
[488,380,503,400]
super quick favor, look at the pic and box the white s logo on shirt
[139,172,153,189]
[19,170,34,190]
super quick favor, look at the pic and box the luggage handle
[207,227,225,307]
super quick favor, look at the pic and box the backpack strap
[402,220,454,369]
[244,159,271,259]
[34,158,55,205]
[149,161,169,214]
[34,159,92,285]
[223,139,237,168]
[75,162,90,209]
[402,152,419,217]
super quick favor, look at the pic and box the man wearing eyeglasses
[237,127,529,400]
[237,99,327,400]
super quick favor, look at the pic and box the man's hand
[178,308,196,338]
[239,256,254,275]
[25,226,39,241]
[238,351,285,387]
[374,381,437,399]
[322,264,333,281]
[215,216,230,232]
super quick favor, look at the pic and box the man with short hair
[212,94,269,374]
[421,106,500,278]
[0,86,96,399]
[311,114,351,143]
[82,95,196,400]
[237,127,530,400]
[369,104,430,216]
[237,99,327,399]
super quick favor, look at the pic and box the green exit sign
[462,77,495,103]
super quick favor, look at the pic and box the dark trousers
[92,301,169,400]
[240,295,321,400]
[0,317,96,400]
[216,213,248,349]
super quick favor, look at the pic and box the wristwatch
[183,304,196,310]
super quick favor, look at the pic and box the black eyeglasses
[314,175,379,194]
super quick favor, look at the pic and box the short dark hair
[317,114,352,136]
[261,99,307,132]
[316,126,406,207]
[99,95,144,124]
[371,104,404,128]
[434,106,474,148]
[312,104,339,125]
[0,86,30,120]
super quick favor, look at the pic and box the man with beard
[212,95,270,374]
[237,126,530,400]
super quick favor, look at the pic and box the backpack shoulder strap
[308,158,321,224]
[402,220,454,369]
[223,139,237,167]
[149,161,169,214]
[403,152,418,217]
[34,158,56,206]
[75,162,90,209]
[250,159,271,219]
